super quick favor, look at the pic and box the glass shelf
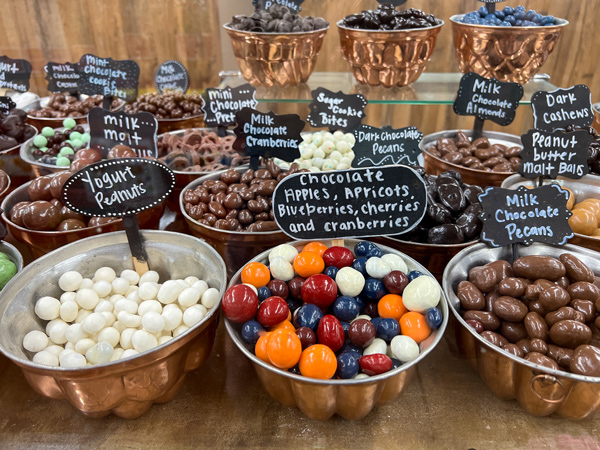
[218,72,557,106]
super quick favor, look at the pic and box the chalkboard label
[0,96,16,115]
[253,0,303,13]
[154,60,189,94]
[88,108,158,158]
[307,88,367,133]
[77,54,140,102]
[351,125,422,168]
[377,0,407,5]
[531,85,594,132]
[61,158,175,218]
[273,166,427,240]
[479,185,573,247]
[0,56,32,93]
[454,72,523,126]
[519,129,592,179]
[44,62,80,94]
[233,107,303,162]
[201,84,258,127]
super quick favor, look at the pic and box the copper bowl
[0,240,23,375]
[0,125,38,187]
[0,230,226,418]
[180,168,289,279]
[1,180,166,259]
[225,238,448,420]
[337,20,444,88]
[443,242,600,419]
[450,15,568,84]
[157,115,205,134]
[593,104,600,134]
[223,24,329,88]
[421,129,522,187]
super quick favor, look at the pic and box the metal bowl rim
[0,240,23,270]
[336,18,444,32]
[223,23,330,36]
[449,14,569,29]
[20,124,89,170]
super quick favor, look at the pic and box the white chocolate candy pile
[23,267,220,368]
[274,131,356,172]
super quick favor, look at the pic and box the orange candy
[377,294,408,321]
[270,320,295,332]
[569,209,597,236]
[302,241,328,256]
[255,332,272,363]
[299,344,337,379]
[241,262,271,288]
[266,328,302,369]
[399,312,431,344]
[293,251,325,278]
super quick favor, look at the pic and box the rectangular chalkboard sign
[0,56,32,93]
[531,85,594,132]
[253,0,304,13]
[351,124,422,168]
[45,62,80,94]
[307,88,367,133]
[273,166,427,240]
[479,185,573,247]
[519,129,592,179]
[77,54,140,102]
[201,85,258,127]
[454,72,523,126]
[88,108,158,158]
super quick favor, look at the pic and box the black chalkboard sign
[0,56,32,93]
[253,0,303,13]
[0,97,16,115]
[454,72,523,126]
[376,0,407,5]
[273,166,427,240]
[531,85,594,132]
[154,60,189,94]
[233,107,303,162]
[61,158,175,218]
[77,54,140,102]
[201,84,258,127]
[307,88,367,133]
[519,129,592,180]
[479,185,573,247]
[44,62,80,94]
[88,108,159,158]
[351,125,422,168]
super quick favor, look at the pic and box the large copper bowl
[0,230,227,418]
[421,129,522,187]
[225,239,448,420]
[0,240,23,375]
[223,24,329,88]
[443,242,600,419]
[337,20,444,88]
[1,180,166,259]
[0,125,38,187]
[451,15,568,84]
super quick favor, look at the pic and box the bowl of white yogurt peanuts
[0,230,227,418]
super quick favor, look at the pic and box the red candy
[322,246,354,269]
[359,354,393,376]
[301,274,338,309]
[256,296,289,327]
[288,276,305,300]
[295,326,317,349]
[267,280,289,299]
[383,271,409,295]
[466,319,484,334]
[317,315,345,352]
[348,319,376,348]
[222,285,259,323]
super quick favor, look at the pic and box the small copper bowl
[225,239,448,420]
[450,15,568,84]
[0,125,38,187]
[223,24,329,88]
[1,181,166,259]
[0,230,226,418]
[0,240,23,375]
[421,129,522,187]
[337,20,444,88]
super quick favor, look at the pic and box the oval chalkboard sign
[61,158,175,217]
[155,60,189,94]
[273,166,427,240]
[77,54,140,102]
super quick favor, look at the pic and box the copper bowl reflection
[444,242,600,419]
[337,20,444,88]
[0,230,226,418]
[225,239,448,420]
[450,15,568,84]
[224,24,329,88]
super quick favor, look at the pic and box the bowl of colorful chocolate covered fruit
[444,242,600,418]
[124,92,205,134]
[338,4,443,87]
[23,93,124,131]
[223,239,447,420]
[224,4,329,88]
[1,170,165,258]
[451,5,568,84]
[421,129,523,187]
[0,230,227,417]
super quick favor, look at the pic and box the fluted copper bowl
[0,240,23,375]
[337,20,443,88]
[444,242,600,419]
[225,239,448,420]
[223,24,329,88]
[451,15,568,84]
[0,230,227,418]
